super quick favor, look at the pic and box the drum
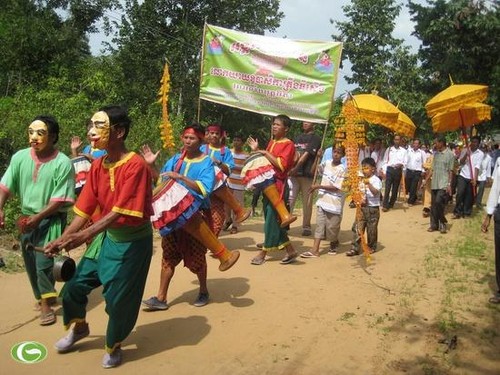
[240,153,275,190]
[151,177,202,237]
[72,156,92,195]
[213,165,228,191]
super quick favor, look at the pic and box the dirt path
[1,199,499,374]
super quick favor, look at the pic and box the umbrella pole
[459,109,476,199]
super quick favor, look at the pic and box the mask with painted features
[88,111,111,149]
[28,120,50,152]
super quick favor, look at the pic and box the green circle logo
[11,341,48,364]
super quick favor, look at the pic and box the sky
[89,0,422,95]
[265,0,422,95]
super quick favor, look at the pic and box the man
[481,157,500,304]
[381,135,407,211]
[370,138,386,178]
[225,134,249,234]
[423,137,455,234]
[0,115,75,326]
[405,139,426,206]
[45,106,154,368]
[289,121,321,236]
[452,136,484,218]
[203,123,235,236]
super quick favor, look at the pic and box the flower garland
[339,97,372,262]
[158,63,175,152]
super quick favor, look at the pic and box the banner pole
[197,20,208,122]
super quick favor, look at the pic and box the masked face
[28,120,50,152]
[88,111,110,149]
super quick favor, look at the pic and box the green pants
[20,213,67,300]
[62,232,152,352]
[262,184,291,251]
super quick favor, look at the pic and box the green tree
[111,0,284,133]
[331,0,429,137]
[409,0,500,133]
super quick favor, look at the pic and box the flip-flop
[489,296,500,304]
[251,257,266,265]
[300,251,319,258]
[280,253,298,264]
[40,310,56,326]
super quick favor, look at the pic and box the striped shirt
[228,149,248,191]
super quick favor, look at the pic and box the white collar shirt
[406,148,426,171]
[459,149,484,179]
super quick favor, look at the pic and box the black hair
[436,136,447,146]
[99,105,131,140]
[184,122,205,134]
[273,114,292,128]
[361,157,376,168]
[232,133,244,141]
[471,135,481,143]
[33,115,59,144]
[334,145,345,156]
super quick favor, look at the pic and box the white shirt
[406,148,426,172]
[359,175,382,207]
[486,158,500,215]
[316,162,346,214]
[478,153,492,182]
[371,148,386,174]
[459,148,484,179]
[382,146,407,172]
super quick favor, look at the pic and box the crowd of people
[1,108,499,368]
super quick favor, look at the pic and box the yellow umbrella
[431,102,492,133]
[351,93,400,128]
[425,83,488,117]
[395,110,416,138]
[351,93,415,137]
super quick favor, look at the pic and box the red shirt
[75,152,153,227]
[267,138,295,194]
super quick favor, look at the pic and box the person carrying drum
[45,105,154,369]
[0,115,75,326]
[247,114,298,265]
[141,122,239,311]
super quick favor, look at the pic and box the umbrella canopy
[351,93,415,137]
[351,93,400,129]
[396,110,416,138]
[431,102,492,133]
[425,83,488,118]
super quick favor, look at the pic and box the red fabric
[266,138,295,195]
[75,152,153,227]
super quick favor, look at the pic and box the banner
[200,24,342,124]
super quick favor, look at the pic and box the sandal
[489,296,500,304]
[40,310,56,326]
[251,257,266,265]
[280,253,298,264]
[230,227,238,234]
[346,249,359,257]
[300,251,319,258]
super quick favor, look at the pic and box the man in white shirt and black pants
[452,136,484,218]
[481,157,500,304]
[381,135,407,212]
[405,139,426,206]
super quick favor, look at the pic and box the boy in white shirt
[347,157,382,256]
[300,146,346,258]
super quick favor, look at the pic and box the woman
[247,114,298,265]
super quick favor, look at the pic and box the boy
[300,146,346,258]
[347,157,382,256]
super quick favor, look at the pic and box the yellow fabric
[425,84,488,117]
[431,103,492,133]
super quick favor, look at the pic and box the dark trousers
[351,206,380,251]
[405,169,422,204]
[383,166,402,209]
[476,180,486,207]
[494,208,500,295]
[430,189,448,230]
[454,175,474,216]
